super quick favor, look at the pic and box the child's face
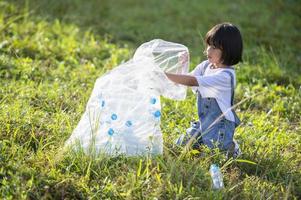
[205,45,223,66]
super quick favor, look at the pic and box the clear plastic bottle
[209,164,224,189]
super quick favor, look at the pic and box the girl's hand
[179,51,189,66]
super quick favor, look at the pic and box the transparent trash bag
[64,39,189,156]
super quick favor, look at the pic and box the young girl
[165,22,243,156]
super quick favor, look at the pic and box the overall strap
[222,70,241,127]
[221,70,235,106]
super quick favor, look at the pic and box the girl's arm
[165,73,198,86]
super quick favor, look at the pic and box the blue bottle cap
[211,164,218,168]
[210,164,219,172]
[154,110,161,118]
[108,128,114,136]
[111,113,117,120]
[150,98,157,104]
[125,120,132,127]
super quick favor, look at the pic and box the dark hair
[205,23,243,66]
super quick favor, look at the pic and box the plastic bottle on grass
[209,164,224,189]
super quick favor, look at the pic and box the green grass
[0,0,300,199]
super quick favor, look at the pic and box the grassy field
[0,0,300,199]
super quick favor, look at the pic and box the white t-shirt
[190,60,236,122]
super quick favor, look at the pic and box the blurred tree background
[11,0,301,71]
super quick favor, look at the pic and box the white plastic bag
[65,39,189,156]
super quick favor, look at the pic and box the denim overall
[176,63,241,154]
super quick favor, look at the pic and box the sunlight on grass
[0,0,300,199]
